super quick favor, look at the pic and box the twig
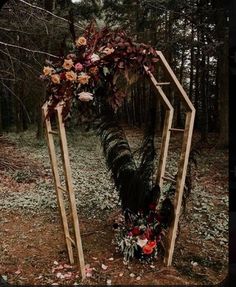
[0,41,60,58]
[19,0,85,30]
[0,26,33,34]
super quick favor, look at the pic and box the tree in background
[0,0,229,147]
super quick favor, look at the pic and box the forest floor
[0,128,228,286]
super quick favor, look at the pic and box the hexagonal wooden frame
[42,50,195,273]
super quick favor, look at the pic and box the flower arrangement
[41,23,159,117]
[113,202,169,262]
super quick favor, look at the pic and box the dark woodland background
[0,0,229,148]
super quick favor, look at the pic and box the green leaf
[103,67,110,76]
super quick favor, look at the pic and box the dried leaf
[101,264,108,270]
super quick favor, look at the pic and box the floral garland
[113,202,169,262]
[41,23,159,117]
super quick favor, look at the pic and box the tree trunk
[215,1,229,148]
[0,88,2,135]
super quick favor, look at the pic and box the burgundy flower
[60,72,66,80]
[131,227,140,236]
[149,203,156,210]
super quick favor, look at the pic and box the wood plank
[156,82,170,85]
[144,65,173,110]
[58,185,67,193]
[164,110,195,266]
[169,128,184,132]
[56,104,86,280]
[156,51,195,112]
[42,103,74,264]
[49,130,58,135]
[66,235,76,246]
[155,109,174,188]
[162,176,176,183]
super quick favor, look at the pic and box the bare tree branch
[0,41,60,59]
[19,0,85,30]
[0,26,33,34]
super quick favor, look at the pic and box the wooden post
[144,66,174,189]
[155,52,196,267]
[164,111,195,266]
[42,102,86,280]
[42,103,74,264]
[55,104,86,279]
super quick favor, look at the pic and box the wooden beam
[164,110,195,266]
[156,51,195,112]
[144,65,173,111]
[156,109,173,188]
[56,104,86,280]
[42,103,74,265]
[144,65,174,190]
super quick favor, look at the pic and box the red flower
[142,240,157,255]
[148,241,156,248]
[142,244,154,255]
[144,228,153,239]
[131,227,140,236]
[149,203,156,210]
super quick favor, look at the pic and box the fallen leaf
[129,273,135,278]
[53,261,59,265]
[63,264,73,269]
[107,279,112,285]
[102,264,108,270]
[56,272,64,279]
[108,257,114,261]
[64,272,72,279]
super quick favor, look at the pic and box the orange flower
[43,66,54,76]
[142,241,156,255]
[75,36,87,47]
[142,244,154,255]
[77,73,90,85]
[65,71,77,81]
[62,59,74,70]
[89,66,99,75]
[102,47,115,55]
[51,74,60,84]
[148,241,156,249]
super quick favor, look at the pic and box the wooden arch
[42,51,195,278]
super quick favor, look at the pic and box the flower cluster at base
[113,203,166,262]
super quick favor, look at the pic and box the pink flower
[75,62,83,71]
[90,53,100,63]
[78,91,93,102]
